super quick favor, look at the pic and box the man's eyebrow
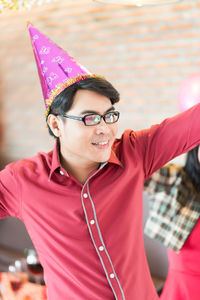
[80,106,115,115]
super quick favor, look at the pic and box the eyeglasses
[58,111,120,126]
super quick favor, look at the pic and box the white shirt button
[60,170,64,175]
[99,246,104,251]
[90,220,95,225]
[110,273,115,279]
[83,193,88,198]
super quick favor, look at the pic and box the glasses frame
[58,111,120,126]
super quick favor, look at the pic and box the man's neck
[60,156,100,184]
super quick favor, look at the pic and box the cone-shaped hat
[28,23,102,116]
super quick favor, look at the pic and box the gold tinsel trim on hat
[0,0,52,12]
[45,74,105,118]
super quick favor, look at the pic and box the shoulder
[1,150,53,178]
[112,129,146,163]
[113,129,149,149]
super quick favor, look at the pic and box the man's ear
[47,114,62,137]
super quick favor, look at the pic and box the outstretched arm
[134,103,200,179]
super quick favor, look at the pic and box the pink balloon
[178,73,200,112]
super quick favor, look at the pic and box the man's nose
[95,118,110,134]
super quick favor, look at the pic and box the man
[0,23,200,300]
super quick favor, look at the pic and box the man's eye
[106,112,114,118]
[86,115,97,121]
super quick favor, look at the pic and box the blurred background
[0,0,200,289]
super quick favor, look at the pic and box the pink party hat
[28,23,102,116]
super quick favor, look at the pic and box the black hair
[184,146,200,192]
[46,77,120,138]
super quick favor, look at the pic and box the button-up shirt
[1,103,200,300]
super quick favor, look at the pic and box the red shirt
[1,104,200,300]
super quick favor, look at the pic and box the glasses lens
[104,112,119,124]
[84,114,101,126]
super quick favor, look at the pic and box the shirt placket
[81,167,125,300]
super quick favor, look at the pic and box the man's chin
[95,154,111,164]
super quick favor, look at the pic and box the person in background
[0,23,200,300]
[144,145,200,300]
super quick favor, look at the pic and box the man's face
[58,89,118,167]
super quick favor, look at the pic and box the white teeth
[99,142,107,145]
[94,141,108,145]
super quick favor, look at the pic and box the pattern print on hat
[28,23,103,116]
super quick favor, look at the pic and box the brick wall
[0,0,200,164]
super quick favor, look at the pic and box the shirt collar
[49,140,61,180]
[108,150,123,167]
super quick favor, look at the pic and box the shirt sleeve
[0,164,21,219]
[135,103,200,180]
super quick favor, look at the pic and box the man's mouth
[91,140,109,149]
[92,141,108,146]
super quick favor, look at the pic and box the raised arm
[135,103,200,179]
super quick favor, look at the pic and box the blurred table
[0,272,46,300]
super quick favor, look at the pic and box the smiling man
[0,24,200,300]
[48,88,119,184]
